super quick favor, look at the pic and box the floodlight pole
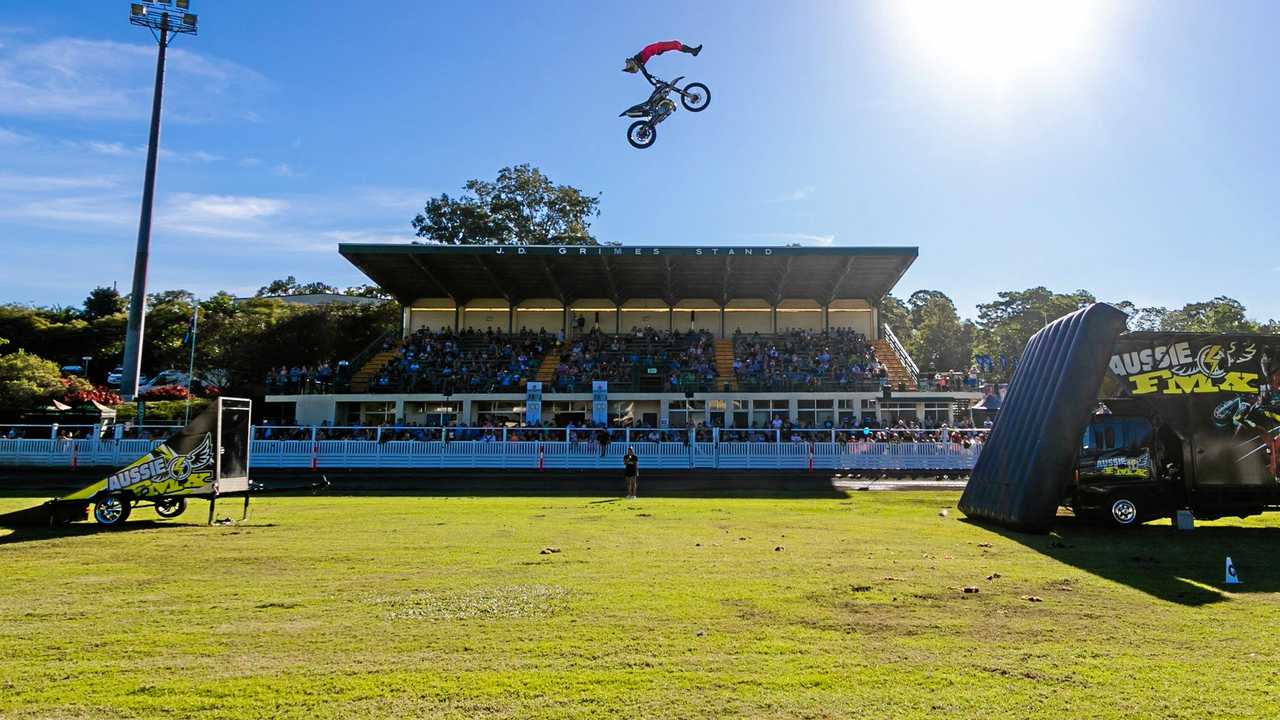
[120,15,172,401]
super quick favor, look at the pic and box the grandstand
[265,244,983,429]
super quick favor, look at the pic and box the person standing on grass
[623,446,639,499]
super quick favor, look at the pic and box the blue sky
[1,0,1276,321]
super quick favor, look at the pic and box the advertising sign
[1103,334,1280,486]
[592,381,609,426]
[525,381,543,426]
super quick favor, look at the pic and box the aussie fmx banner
[61,404,222,502]
[592,381,608,426]
[525,381,543,426]
[1103,333,1280,485]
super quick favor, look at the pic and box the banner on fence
[525,382,543,425]
[592,381,608,426]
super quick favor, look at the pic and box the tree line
[881,288,1277,382]
[0,285,398,416]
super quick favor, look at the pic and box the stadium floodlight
[129,0,198,36]
[119,0,200,401]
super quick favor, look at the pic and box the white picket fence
[0,437,982,471]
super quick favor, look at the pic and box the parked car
[138,370,198,394]
[106,367,124,387]
[59,365,84,377]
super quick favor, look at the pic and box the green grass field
[2,491,1278,719]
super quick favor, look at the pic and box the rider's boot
[682,44,702,56]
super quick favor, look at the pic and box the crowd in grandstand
[265,364,336,394]
[733,329,884,390]
[369,327,550,394]
[552,327,718,392]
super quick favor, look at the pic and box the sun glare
[885,0,1114,98]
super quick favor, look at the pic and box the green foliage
[256,277,344,297]
[905,291,977,372]
[0,350,65,413]
[113,398,211,422]
[877,294,913,347]
[412,164,601,246]
[972,287,1097,381]
[0,290,398,397]
[1155,296,1260,333]
[82,286,125,320]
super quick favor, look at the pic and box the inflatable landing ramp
[0,397,255,528]
[958,303,1130,532]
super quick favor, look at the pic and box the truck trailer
[1070,332,1279,526]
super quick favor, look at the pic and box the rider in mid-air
[623,40,702,81]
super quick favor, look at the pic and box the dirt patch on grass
[373,584,576,621]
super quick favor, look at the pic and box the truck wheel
[155,497,187,519]
[93,495,132,527]
[1108,497,1139,527]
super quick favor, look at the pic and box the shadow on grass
[0,519,196,547]
[968,516,1280,606]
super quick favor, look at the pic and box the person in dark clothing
[623,446,639,499]
[596,428,611,458]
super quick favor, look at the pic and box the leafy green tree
[343,284,392,299]
[877,294,913,347]
[256,277,343,296]
[257,276,299,297]
[972,287,1096,381]
[0,350,65,414]
[296,281,339,295]
[83,286,125,320]
[905,291,976,372]
[1157,296,1259,333]
[412,164,601,246]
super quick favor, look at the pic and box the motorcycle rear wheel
[627,120,657,149]
[681,82,711,112]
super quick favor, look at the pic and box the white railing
[880,323,920,380]
[0,432,983,472]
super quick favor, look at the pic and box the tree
[905,291,976,372]
[0,350,65,415]
[83,286,125,320]
[972,287,1096,381]
[878,294,913,346]
[1158,296,1259,333]
[256,277,341,296]
[343,284,392,299]
[411,164,601,246]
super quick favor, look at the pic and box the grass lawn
[1,490,1278,719]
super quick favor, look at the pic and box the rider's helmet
[623,57,641,73]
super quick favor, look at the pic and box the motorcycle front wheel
[681,82,711,112]
[627,120,657,149]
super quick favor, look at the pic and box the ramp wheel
[155,497,187,519]
[1107,497,1139,527]
[94,495,132,527]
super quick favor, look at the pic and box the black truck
[1069,332,1280,526]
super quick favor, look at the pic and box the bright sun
[885,0,1115,98]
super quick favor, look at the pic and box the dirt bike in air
[619,75,711,149]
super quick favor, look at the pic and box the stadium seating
[732,329,884,392]
[552,328,719,392]
[367,328,552,394]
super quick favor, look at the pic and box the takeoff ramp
[958,303,1129,532]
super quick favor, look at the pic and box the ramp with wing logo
[958,303,1130,532]
[0,397,254,528]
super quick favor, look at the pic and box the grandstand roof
[339,244,917,306]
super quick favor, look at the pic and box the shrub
[138,384,190,401]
